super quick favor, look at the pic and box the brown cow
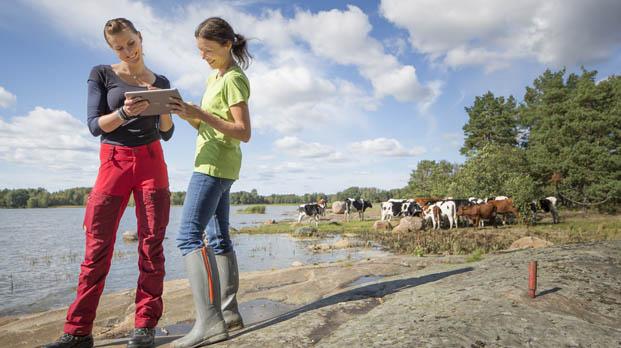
[457,203,497,229]
[423,204,443,229]
[487,198,520,224]
[415,197,442,207]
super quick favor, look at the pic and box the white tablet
[124,88,182,116]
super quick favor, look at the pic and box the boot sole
[189,332,229,348]
[226,322,244,331]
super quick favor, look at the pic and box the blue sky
[1,0,620,194]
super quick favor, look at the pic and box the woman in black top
[44,18,173,348]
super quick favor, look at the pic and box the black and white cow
[468,197,485,204]
[345,198,373,221]
[297,200,327,226]
[381,199,407,221]
[422,200,457,229]
[530,196,559,224]
[401,199,423,217]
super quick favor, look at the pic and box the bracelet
[117,107,130,121]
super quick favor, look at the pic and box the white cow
[423,200,457,229]
[380,199,407,221]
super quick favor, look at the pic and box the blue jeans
[177,171,235,256]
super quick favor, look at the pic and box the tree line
[0,186,402,208]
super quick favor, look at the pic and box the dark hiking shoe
[43,333,94,348]
[127,327,156,348]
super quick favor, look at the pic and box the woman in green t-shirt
[168,17,251,347]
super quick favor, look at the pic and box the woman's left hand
[168,97,204,120]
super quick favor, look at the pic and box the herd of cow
[297,196,560,228]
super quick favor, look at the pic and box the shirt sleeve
[86,66,109,137]
[223,73,250,107]
[160,123,175,141]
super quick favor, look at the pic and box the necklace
[128,69,149,86]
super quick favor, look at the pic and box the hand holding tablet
[124,88,183,116]
[166,94,205,121]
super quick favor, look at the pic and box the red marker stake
[528,261,538,298]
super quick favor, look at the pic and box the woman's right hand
[123,96,150,116]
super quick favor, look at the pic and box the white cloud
[239,156,412,195]
[24,0,391,135]
[0,86,16,108]
[0,107,99,172]
[349,138,426,157]
[290,5,439,103]
[380,0,621,70]
[274,136,334,159]
[250,64,376,133]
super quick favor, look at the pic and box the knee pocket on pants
[143,189,171,232]
[83,192,124,239]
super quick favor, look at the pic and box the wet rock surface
[1,241,619,347]
[216,241,621,348]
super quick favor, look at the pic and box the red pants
[64,141,170,335]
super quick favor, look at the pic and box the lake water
[0,205,386,316]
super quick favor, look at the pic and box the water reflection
[0,206,387,316]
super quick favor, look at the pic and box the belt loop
[107,146,116,161]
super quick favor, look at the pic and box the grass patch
[359,212,621,256]
[237,210,621,257]
[238,219,374,235]
[466,248,484,262]
[237,205,266,214]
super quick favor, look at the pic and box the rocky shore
[1,239,619,347]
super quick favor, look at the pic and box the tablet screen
[124,88,182,116]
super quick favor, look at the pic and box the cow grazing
[423,200,457,229]
[414,197,441,207]
[297,199,327,226]
[487,198,520,224]
[468,197,485,204]
[486,196,510,202]
[401,199,423,217]
[423,205,442,229]
[448,199,474,227]
[380,199,407,221]
[530,196,559,224]
[345,198,373,221]
[457,203,497,229]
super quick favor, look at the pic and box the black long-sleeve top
[87,65,174,146]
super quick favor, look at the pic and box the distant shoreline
[0,203,300,209]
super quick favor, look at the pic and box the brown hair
[195,17,252,69]
[103,18,139,45]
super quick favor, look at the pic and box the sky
[1,0,620,195]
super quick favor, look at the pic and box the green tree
[5,189,29,208]
[521,68,621,209]
[449,144,536,199]
[407,160,457,197]
[461,91,518,156]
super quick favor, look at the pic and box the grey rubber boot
[171,247,228,348]
[215,250,244,330]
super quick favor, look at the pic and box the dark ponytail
[195,17,252,69]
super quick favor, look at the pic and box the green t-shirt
[194,66,250,180]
